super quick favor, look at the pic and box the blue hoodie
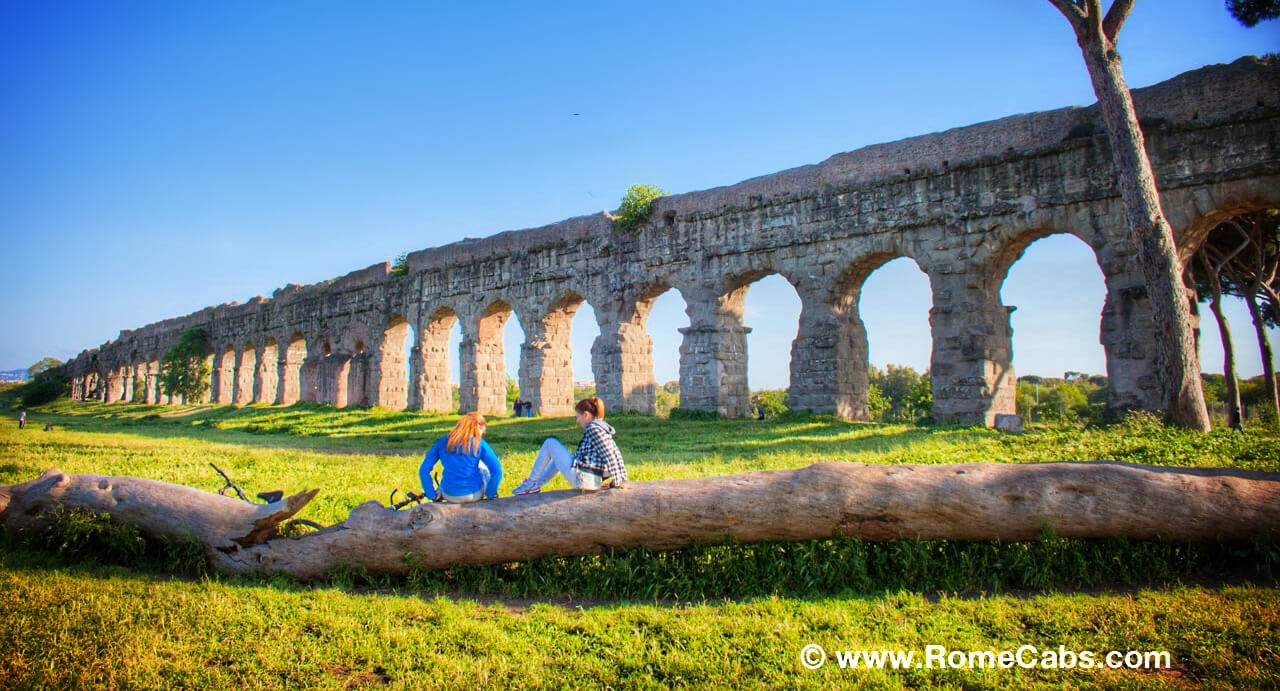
[419,436,502,499]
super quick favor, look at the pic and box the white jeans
[530,438,602,490]
[441,464,491,503]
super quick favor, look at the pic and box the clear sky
[2,1,1277,389]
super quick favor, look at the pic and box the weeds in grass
[396,535,1280,601]
[2,507,208,578]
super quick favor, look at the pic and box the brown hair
[446,412,486,455]
[575,396,604,419]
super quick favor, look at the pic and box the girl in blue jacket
[420,412,502,503]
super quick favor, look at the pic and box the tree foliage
[27,356,62,379]
[1226,0,1280,26]
[160,328,212,403]
[867,365,932,422]
[1016,376,1106,423]
[19,376,68,407]
[656,380,680,417]
[753,389,789,418]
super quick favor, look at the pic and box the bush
[390,252,409,276]
[19,376,68,407]
[612,184,666,233]
[753,389,789,418]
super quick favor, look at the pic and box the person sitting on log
[512,396,627,494]
[420,412,503,503]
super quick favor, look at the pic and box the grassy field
[2,395,1279,688]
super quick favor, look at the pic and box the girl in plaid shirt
[513,397,628,494]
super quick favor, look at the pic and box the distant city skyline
[2,1,1275,389]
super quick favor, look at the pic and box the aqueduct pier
[62,58,1280,424]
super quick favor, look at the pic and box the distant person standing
[18,410,26,429]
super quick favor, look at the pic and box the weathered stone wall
[63,58,1280,425]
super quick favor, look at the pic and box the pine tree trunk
[1208,293,1243,429]
[1244,289,1280,420]
[1071,17,1210,431]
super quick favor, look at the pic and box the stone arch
[144,357,160,404]
[415,306,460,413]
[278,332,307,405]
[376,315,411,410]
[213,344,235,404]
[996,230,1108,415]
[671,268,806,417]
[968,225,1105,423]
[1165,177,1280,264]
[336,323,372,408]
[460,300,515,415]
[256,337,279,404]
[792,251,931,420]
[591,279,689,415]
[122,352,140,402]
[234,341,257,405]
[299,335,332,404]
[519,291,593,416]
[740,271,805,410]
[989,219,1163,418]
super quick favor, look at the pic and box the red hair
[446,412,487,455]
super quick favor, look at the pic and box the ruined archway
[997,231,1107,422]
[256,338,280,404]
[459,300,516,415]
[518,293,593,416]
[414,307,460,413]
[853,256,933,422]
[278,333,307,405]
[376,315,411,410]
[741,273,803,416]
[591,282,688,416]
[214,344,235,404]
[234,342,256,405]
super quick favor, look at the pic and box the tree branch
[1102,0,1135,41]
[1083,0,1106,40]
[1046,0,1087,29]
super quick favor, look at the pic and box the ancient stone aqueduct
[61,59,1280,425]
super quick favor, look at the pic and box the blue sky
[1,1,1276,389]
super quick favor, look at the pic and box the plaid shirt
[572,419,627,483]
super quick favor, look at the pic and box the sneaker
[512,478,542,495]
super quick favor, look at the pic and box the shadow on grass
[4,530,1277,609]
[20,399,950,465]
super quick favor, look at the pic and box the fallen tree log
[0,468,318,551]
[2,462,1278,581]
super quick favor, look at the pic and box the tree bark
[1198,249,1247,430]
[1208,293,1243,429]
[1244,288,1280,419]
[4,463,1279,581]
[1048,0,1210,431]
[0,469,318,552]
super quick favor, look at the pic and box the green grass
[3,396,1279,687]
